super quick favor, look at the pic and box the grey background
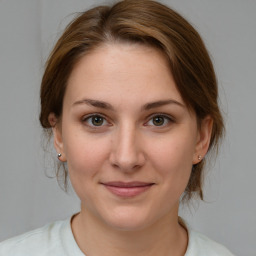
[0,1,255,255]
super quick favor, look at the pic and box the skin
[49,43,212,256]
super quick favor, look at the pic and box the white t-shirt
[0,217,234,256]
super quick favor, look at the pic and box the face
[51,43,212,231]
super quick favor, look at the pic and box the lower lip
[104,185,152,198]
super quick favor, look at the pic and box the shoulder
[0,218,72,256]
[186,228,235,256]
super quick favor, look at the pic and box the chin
[107,218,150,232]
[100,207,157,232]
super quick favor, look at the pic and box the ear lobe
[48,113,67,162]
[193,115,213,164]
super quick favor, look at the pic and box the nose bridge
[110,122,144,170]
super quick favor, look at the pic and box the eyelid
[144,113,175,126]
[81,113,111,127]
[81,112,106,120]
[81,112,175,127]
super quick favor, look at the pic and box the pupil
[153,116,164,126]
[92,116,103,126]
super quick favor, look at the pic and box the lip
[101,181,154,198]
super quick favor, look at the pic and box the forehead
[65,42,183,105]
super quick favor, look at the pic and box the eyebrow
[72,99,114,110]
[142,99,185,110]
[72,98,184,110]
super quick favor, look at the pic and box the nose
[109,124,145,172]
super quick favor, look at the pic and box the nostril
[109,129,146,171]
[109,154,146,173]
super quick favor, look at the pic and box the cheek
[148,134,196,191]
[64,133,111,207]
[63,129,110,184]
[150,134,195,168]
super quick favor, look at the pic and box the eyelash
[81,113,174,128]
[144,113,174,127]
[82,114,111,128]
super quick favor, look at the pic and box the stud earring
[198,155,202,161]
[57,153,62,159]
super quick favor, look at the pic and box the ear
[48,113,67,162]
[193,115,213,164]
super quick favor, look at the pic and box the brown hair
[40,0,224,201]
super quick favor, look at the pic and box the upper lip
[101,181,154,187]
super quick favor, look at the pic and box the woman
[0,0,234,255]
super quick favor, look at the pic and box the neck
[71,207,188,256]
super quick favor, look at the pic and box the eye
[146,114,173,127]
[82,114,108,127]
